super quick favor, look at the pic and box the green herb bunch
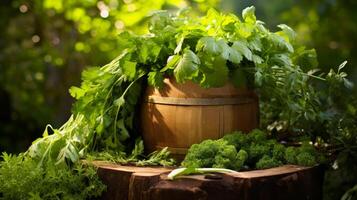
[182,130,324,170]
[0,153,106,200]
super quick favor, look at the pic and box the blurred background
[0,0,356,199]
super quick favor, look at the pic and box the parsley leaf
[174,49,200,83]
[242,6,256,24]
[148,71,165,88]
[232,41,253,61]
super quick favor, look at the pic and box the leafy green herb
[181,139,247,171]
[182,130,324,170]
[148,71,165,89]
[174,49,200,83]
[86,140,175,167]
[0,153,106,200]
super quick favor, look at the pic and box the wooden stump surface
[93,161,324,200]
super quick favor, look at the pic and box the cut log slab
[93,161,323,200]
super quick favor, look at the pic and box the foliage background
[0,0,356,199]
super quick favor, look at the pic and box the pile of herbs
[0,153,105,200]
[169,129,326,180]
[182,129,325,171]
[0,6,354,199]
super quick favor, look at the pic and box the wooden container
[140,78,259,159]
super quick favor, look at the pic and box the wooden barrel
[140,78,259,159]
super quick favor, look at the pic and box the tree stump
[93,161,323,200]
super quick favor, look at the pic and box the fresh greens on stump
[27,6,332,165]
[0,6,352,200]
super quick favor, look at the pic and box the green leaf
[128,139,145,160]
[174,49,200,83]
[269,34,294,53]
[200,56,228,88]
[221,13,239,32]
[150,45,162,62]
[237,23,253,38]
[148,10,171,34]
[227,47,243,64]
[96,115,112,134]
[293,48,318,70]
[248,36,262,51]
[57,141,80,164]
[242,6,256,24]
[196,37,221,55]
[69,86,85,99]
[252,54,263,64]
[338,61,348,73]
[277,24,296,42]
[270,54,292,66]
[139,46,149,64]
[232,41,252,61]
[138,40,161,63]
[206,8,221,22]
[148,71,164,88]
[96,116,105,134]
[216,39,230,60]
[122,61,137,80]
[82,67,102,80]
[161,55,180,72]
[174,36,185,54]
[209,39,242,64]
